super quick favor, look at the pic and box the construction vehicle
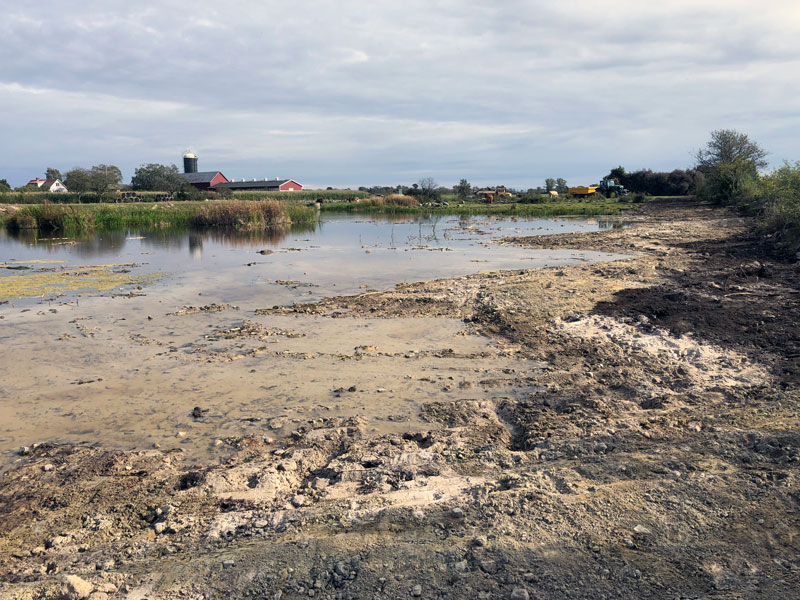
[477,186,514,203]
[568,178,627,198]
[567,185,598,198]
[597,177,626,197]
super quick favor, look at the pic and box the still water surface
[0,213,625,305]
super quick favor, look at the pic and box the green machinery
[597,178,627,198]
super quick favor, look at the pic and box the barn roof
[181,171,225,184]
[213,179,292,190]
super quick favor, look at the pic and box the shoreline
[2,198,798,600]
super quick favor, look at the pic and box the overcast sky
[2,0,799,189]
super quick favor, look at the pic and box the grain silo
[183,151,198,174]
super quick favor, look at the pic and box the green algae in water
[0,264,166,299]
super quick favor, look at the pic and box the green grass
[1,201,319,234]
[0,189,370,205]
[319,199,637,217]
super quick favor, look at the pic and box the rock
[291,495,307,507]
[95,558,115,571]
[154,522,167,535]
[88,593,108,600]
[61,575,94,599]
[479,559,497,574]
[510,588,530,600]
[411,584,422,597]
[473,535,488,547]
[451,507,465,519]
[222,559,235,569]
[43,463,55,472]
[95,583,117,593]
[312,477,330,490]
[633,524,652,536]
[18,446,32,456]
[453,560,469,572]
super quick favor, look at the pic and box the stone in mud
[61,575,94,599]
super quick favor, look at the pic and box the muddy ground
[1,199,798,599]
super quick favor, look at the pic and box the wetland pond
[0,213,628,467]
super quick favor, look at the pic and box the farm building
[181,171,229,190]
[178,152,302,192]
[213,178,303,192]
[27,178,68,192]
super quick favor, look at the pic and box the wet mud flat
[2,200,800,599]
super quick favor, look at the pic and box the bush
[757,162,800,256]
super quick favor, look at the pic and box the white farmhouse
[27,178,69,193]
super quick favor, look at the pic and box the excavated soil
[1,199,799,600]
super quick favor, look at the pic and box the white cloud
[1,1,799,187]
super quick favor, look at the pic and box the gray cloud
[1,0,798,188]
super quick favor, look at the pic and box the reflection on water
[3,223,322,259]
[1,214,630,306]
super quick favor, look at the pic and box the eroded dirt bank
[2,199,799,600]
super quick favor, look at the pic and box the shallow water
[0,213,627,467]
[0,213,625,305]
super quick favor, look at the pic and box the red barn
[182,171,229,190]
[213,179,304,192]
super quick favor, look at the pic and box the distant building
[177,152,302,193]
[27,178,68,193]
[214,178,303,192]
[181,171,229,190]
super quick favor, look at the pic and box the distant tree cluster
[63,165,123,199]
[607,166,701,196]
[130,163,186,193]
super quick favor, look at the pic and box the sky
[2,0,799,189]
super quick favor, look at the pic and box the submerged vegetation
[0,201,318,234]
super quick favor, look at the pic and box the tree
[418,177,441,201]
[130,163,185,192]
[63,168,93,198]
[0,178,10,192]
[89,165,123,197]
[695,129,767,204]
[608,166,626,181]
[544,178,556,192]
[45,167,62,181]
[555,178,568,194]
[454,179,471,201]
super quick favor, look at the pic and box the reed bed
[2,201,318,234]
[320,199,634,217]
